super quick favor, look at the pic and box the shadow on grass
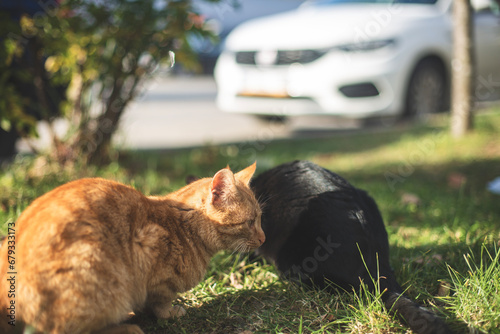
[389,241,498,334]
[128,288,282,334]
[127,274,474,334]
[118,121,438,177]
[337,158,500,231]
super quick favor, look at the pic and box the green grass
[1,109,500,333]
[446,245,500,333]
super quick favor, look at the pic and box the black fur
[251,160,452,334]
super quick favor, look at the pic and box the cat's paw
[122,324,145,334]
[154,304,186,319]
[170,305,186,318]
[95,324,144,334]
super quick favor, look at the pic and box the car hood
[225,3,448,51]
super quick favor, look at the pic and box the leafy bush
[0,0,217,164]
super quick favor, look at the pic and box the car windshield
[306,0,438,6]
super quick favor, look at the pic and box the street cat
[251,160,452,334]
[0,163,264,334]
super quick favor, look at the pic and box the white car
[214,0,500,120]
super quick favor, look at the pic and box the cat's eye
[247,219,254,226]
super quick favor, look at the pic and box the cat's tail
[383,291,453,334]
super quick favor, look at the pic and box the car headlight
[334,39,397,52]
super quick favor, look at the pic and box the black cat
[251,160,452,334]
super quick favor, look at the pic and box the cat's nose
[258,231,266,245]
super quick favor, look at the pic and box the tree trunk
[451,0,474,138]
[85,89,125,165]
[85,74,142,165]
[86,105,125,165]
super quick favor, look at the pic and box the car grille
[235,52,256,65]
[235,49,326,66]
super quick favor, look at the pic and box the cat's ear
[235,162,257,185]
[210,168,237,206]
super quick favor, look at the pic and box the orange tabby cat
[0,163,264,334]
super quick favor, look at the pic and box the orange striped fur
[0,163,264,334]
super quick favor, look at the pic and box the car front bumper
[215,48,408,119]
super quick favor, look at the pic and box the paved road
[114,75,366,150]
[114,76,291,150]
[19,76,363,152]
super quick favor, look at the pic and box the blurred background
[1,0,499,161]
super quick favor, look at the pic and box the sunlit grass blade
[446,243,500,333]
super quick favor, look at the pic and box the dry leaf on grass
[401,193,421,206]
[414,254,443,265]
[448,172,467,189]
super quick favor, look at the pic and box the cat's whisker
[238,241,247,253]
[230,239,244,255]
[256,193,275,210]
[232,239,252,254]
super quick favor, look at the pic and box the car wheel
[404,58,448,120]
